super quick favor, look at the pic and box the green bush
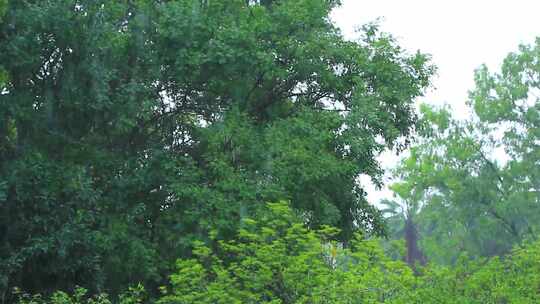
[158,202,416,304]
[14,285,144,304]
[410,241,540,303]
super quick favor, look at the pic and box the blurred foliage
[387,38,540,265]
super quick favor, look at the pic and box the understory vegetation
[1,0,539,303]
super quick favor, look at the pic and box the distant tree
[390,38,540,264]
[381,182,426,269]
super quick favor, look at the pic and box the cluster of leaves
[158,202,416,304]
[411,241,540,303]
[14,285,145,304]
[0,0,433,301]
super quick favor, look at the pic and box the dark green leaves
[0,0,432,299]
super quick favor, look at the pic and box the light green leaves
[159,201,416,304]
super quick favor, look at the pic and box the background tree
[381,180,426,269]
[388,38,540,264]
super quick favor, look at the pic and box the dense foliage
[3,0,540,302]
[0,0,433,302]
[13,202,540,303]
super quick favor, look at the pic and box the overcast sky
[331,0,540,204]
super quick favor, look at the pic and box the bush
[158,202,415,303]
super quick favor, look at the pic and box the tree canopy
[0,0,433,301]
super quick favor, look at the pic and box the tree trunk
[404,216,426,270]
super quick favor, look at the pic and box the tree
[380,181,426,269]
[0,0,433,299]
[389,38,540,264]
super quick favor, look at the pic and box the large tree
[0,0,432,299]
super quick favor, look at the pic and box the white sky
[331,0,540,204]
